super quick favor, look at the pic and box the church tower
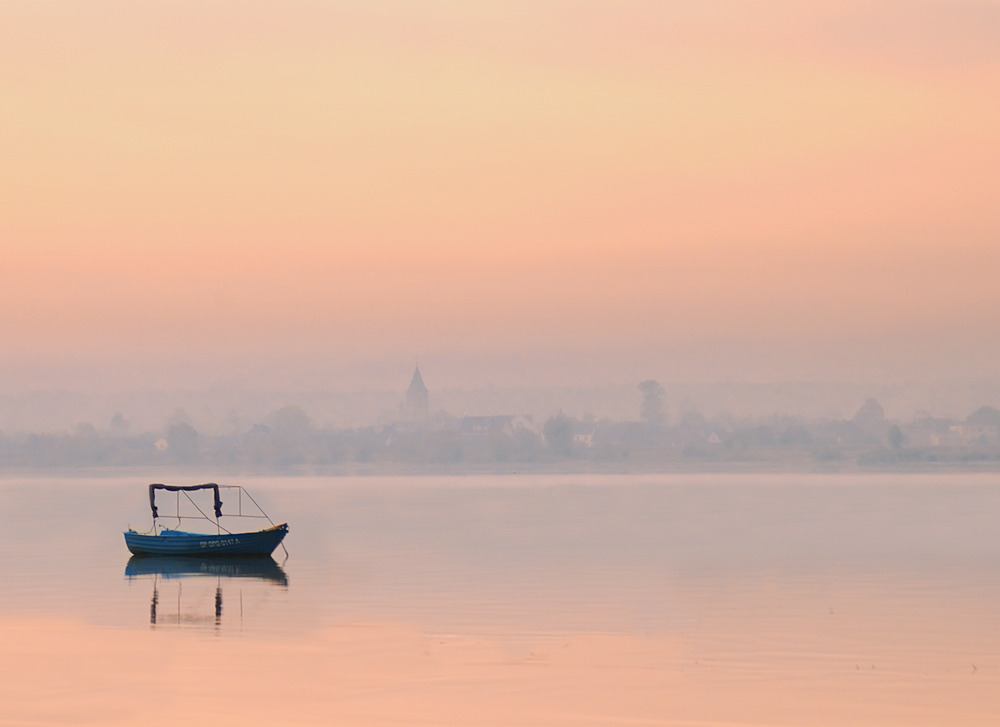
[406,366,429,421]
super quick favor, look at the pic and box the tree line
[1,387,998,471]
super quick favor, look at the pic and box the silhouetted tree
[74,422,98,439]
[678,410,707,431]
[778,424,813,446]
[353,428,382,463]
[490,431,514,462]
[852,399,886,436]
[966,406,1000,427]
[638,380,665,425]
[264,405,313,437]
[167,423,199,463]
[428,430,464,463]
[887,424,905,450]
[543,412,574,457]
[167,408,192,427]
[732,425,775,447]
[514,427,542,461]
[109,413,130,437]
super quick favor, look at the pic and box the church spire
[408,365,428,395]
[406,365,429,420]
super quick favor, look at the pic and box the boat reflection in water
[125,556,287,630]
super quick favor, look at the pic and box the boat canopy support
[149,483,222,519]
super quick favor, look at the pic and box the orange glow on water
[3,581,998,727]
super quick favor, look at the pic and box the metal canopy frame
[147,483,283,554]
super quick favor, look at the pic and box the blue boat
[124,483,288,558]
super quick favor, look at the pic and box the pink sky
[1,0,998,390]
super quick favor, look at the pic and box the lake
[1,473,999,726]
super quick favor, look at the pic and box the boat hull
[124,524,288,557]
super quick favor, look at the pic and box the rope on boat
[240,488,290,560]
[183,490,233,534]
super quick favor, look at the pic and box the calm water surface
[1,474,999,726]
